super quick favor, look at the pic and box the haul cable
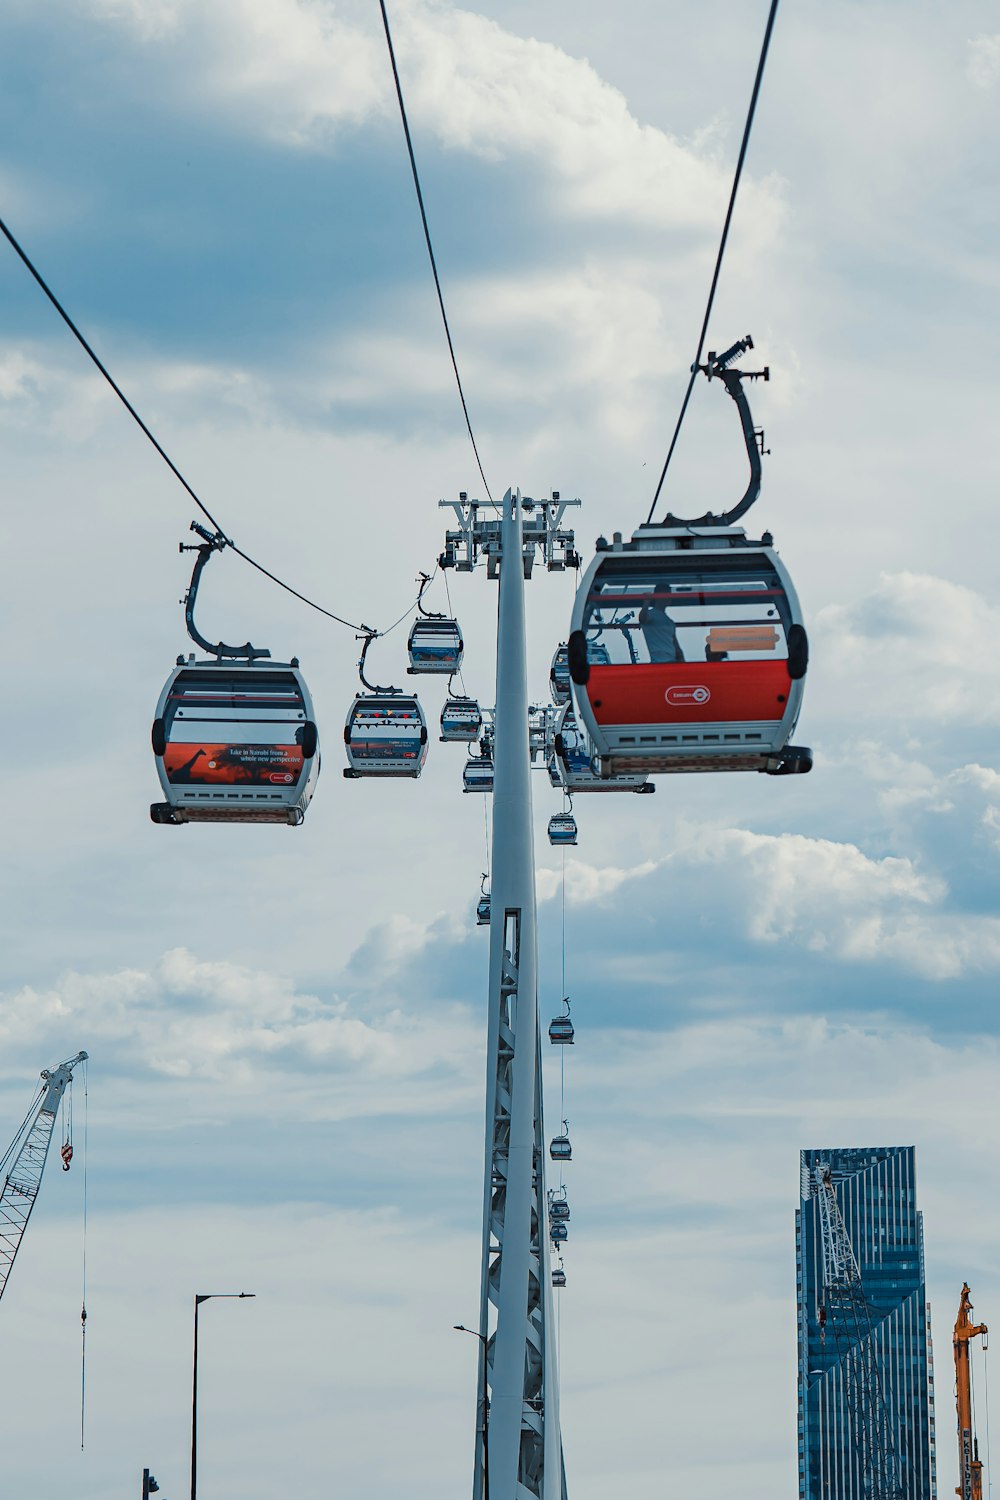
[378,0,495,507]
[0,214,401,637]
[646,0,780,524]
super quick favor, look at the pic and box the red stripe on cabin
[585,660,790,726]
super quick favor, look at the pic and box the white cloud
[81,0,783,240]
[568,820,1000,982]
[678,824,960,972]
[815,571,1000,726]
[0,947,482,1109]
[344,909,467,985]
[0,344,117,441]
[89,0,384,130]
[401,4,782,238]
[968,33,1000,87]
[537,855,658,904]
[830,751,1000,870]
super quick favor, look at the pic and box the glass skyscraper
[796,1146,936,1500]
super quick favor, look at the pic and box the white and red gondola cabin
[568,524,810,778]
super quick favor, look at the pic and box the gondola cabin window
[581,560,791,668]
[163,672,308,787]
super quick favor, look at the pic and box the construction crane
[0,1052,88,1306]
[812,1163,905,1500]
[954,1283,988,1500]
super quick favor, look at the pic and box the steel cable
[377,0,495,508]
[79,1061,89,1451]
[0,214,415,637]
[985,1339,992,1498]
[646,0,780,524]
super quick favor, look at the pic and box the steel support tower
[441,488,576,1500]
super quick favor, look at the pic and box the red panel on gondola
[585,660,790,726]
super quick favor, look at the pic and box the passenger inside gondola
[638,600,683,663]
[583,562,790,668]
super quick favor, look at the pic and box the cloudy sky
[0,1,998,1495]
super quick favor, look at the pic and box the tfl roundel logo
[665,685,711,706]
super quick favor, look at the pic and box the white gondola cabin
[549,643,571,706]
[551,702,650,794]
[150,660,319,826]
[547,812,578,846]
[440,696,483,742]
[548,1015,574,1045]
[549,1221,568,1244]
[569,525,810,777]
[463,755,494,794]
[549,1123,572,1162]
[552,1267,567,1289]
[407,617,464,675]
[343,694,428,778]
[548,1000,574,1045]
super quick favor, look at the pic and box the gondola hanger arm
[659,335,771,530]
[356,630,400,696]
[415,570,445,619]
[180,522,271,662]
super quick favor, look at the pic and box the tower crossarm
[0,1052,88,1306]
[439,492,579,578]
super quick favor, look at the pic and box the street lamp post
[190,1292,255,1500]
[454,1324,489,1500]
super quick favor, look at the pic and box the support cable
[443,571,471,700]
[558,845,567,1358]
[377,0,494,507]
[986,1340,993,1497]
[560,847,567,1125]
[974,1351,980,1455]
[0,214,412,638]
[379,564,441,639]
[80,1059,89,1452]
[646,0,780,524]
